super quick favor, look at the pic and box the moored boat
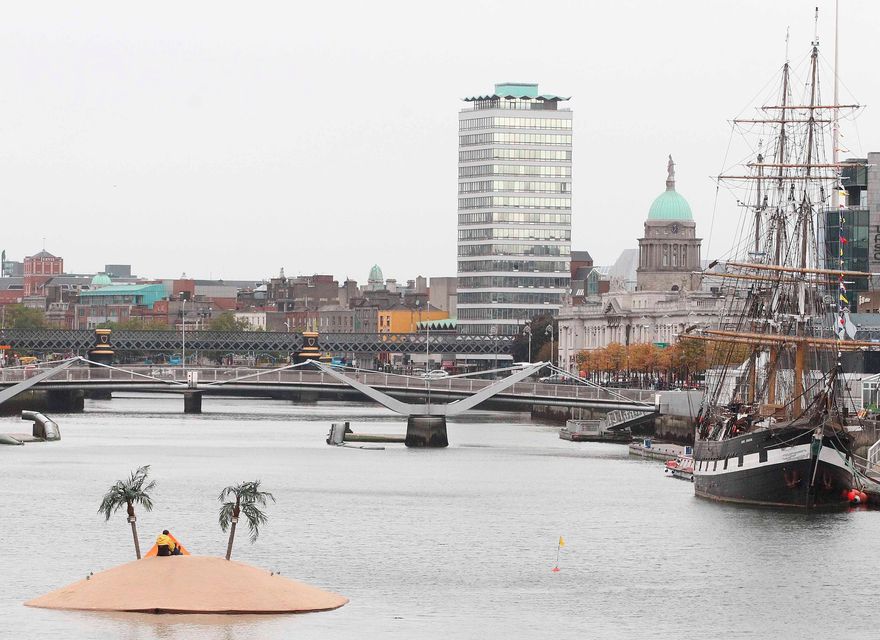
[559,419,630,443]
[665,455,694,481]
[686,10,869,509]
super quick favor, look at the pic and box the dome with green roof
[368,264,383,284]
[90,273,112,287]
[647,155,693,221]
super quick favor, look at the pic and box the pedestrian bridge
[0,360,657,413]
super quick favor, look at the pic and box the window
[713,460,717,471]
[738,455,744,468]
[759,450,768,463]
[723,458,728,470]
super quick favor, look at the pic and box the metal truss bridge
[0,329,513,356]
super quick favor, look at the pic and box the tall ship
[688,11,871,508]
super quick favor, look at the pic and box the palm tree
[218,480,275,560]
[98,465,156,559]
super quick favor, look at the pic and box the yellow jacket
[156,534,176,552]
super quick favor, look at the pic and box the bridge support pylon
[184,391,203,414]
[405,416,448,448]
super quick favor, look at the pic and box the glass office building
[457,83,572,336]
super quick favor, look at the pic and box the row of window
[459,180,570,194]
[458,307,559,321]
[459,116,572,131]
[458,212,571,226]
[459,196,571,210]
[459,164,572,179]
[458,276,571,289]
[468,98,561,112]
[459,133,572,147]
[458,244,571,257]
[458,228,571,241]
[458,259,570,273]
[460,148,572,163]
[459,292,564,305]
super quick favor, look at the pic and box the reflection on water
[2,394,878,640]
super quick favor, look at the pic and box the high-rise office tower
[457,82,572,336]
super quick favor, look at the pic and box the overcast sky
[1,1,877,283]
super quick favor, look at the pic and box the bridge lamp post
[546,323,554,368]
[181,299,187,371]
[523,324,532,364]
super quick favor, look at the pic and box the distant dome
[648,190,693,221]
[368,264,383,285]
[90,273,112,287]
[648,154,693,221]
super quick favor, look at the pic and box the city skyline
[1,1,878,281]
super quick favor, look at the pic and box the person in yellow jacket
[156,530,180,556]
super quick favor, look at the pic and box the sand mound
[25,556,348,614]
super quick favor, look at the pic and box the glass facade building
[822,157,872,311]
[457,83,572,336]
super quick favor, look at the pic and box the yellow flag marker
[552,536,565,572]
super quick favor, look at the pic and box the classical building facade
[557,158,724,371]
[636,157,701,292]
[456,82,572,336]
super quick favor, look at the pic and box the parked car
[539,373,572,384]
[422,369,449,380]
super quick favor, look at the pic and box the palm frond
[218,501,236,532]
[217,479,275,542]
[240,503,270,542]
[98,466,156,520]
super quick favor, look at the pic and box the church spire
[666,155,676,191]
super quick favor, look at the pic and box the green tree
[511,314,556,363]
[3,304,46,329]
[210,311,252,332]
[98,319,173,331]
[218,480,275,560]
[97,465,156,559]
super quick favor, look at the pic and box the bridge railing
[0,365,658,405]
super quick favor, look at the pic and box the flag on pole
[552,536,565,572]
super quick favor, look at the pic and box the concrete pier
[183,391,203,414]
[405,416,448,448]
[46,390,84,413]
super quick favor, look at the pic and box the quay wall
[532,389,702,446]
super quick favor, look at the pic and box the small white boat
[665,456,694,482]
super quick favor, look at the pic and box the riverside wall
[532,389,702,445]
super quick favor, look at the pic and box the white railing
[867,438,880,470]
[0,365,657,406]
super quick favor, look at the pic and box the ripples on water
[1,394,876,639]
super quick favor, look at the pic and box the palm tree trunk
[130,519,142,559]
[127,502,141,559]
[225,520,237,560]
[225,498,240,561]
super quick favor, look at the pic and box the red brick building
[24,250,63,296]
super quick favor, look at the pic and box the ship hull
[693,427,854,509]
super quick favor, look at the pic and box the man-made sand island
[25,556,348,614]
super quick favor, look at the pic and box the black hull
[694,426,854,509]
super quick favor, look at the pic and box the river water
[1,395,876,639]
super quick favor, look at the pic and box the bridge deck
[0,366,656,411]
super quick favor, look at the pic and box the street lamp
[181,298,187,371]
[545,323,554,367]
[522,324,532,364]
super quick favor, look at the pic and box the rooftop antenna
[813,6,820,46]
